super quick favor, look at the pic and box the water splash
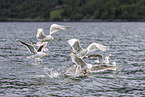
[64,65,91,78]
[43,67,60,78]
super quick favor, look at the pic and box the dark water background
[0,22,145,96]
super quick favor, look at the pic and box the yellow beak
[52,39,55,41]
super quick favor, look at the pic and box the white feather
[50,24,70,35]
[68,38,109,58]
[87,43,109,52]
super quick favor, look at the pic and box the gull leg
[84,70,88,75]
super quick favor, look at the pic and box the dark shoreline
[1,19,145,22]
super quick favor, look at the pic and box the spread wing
[36,28,46,40]
[87,54,103,63]
[68,39,83,52]
[88,54,103,59]
[49,24,70,35]
[70,52,86,68]
[16,39,37,54]
[87,43,109,52]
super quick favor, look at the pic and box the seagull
[90,61,120,71]
[35,24,70,47]
[16,39,48,64]
[67,52,119,75]
[87,54,120,71]
[87,54,111,64]
[70,52,93,75]
[68,39,109,58]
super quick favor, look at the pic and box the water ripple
[1,22,145,96]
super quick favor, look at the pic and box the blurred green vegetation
[1,0,145,21]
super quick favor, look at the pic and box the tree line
[0,0,145,21]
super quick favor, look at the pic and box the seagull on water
[68,39,109,58]
[16,39,48,64]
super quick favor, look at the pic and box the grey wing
[50,24,70,35]
[90,65,99,71]
[88,54,102,58]
[16,39,37,54]
[87,54,103,63]
[50,25,60,35]
[36,29,46,40]
[70,52,86,68]
[68,39,82,52]
[72,41,82,52]
[88,54,103,60]
[87,43,109,52]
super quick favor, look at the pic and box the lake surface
[0,22,145,96]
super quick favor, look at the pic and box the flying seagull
[68,39,109,58]
[16,39,48,64]
[70,52,93,75]
[66,52,119,75]
[35,24,70,47]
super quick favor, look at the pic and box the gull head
[45,35,55,41]
[43,48,50,52]
[51,36,55,41]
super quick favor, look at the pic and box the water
[0,22,145,96]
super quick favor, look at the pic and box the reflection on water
[0,22,145,96]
